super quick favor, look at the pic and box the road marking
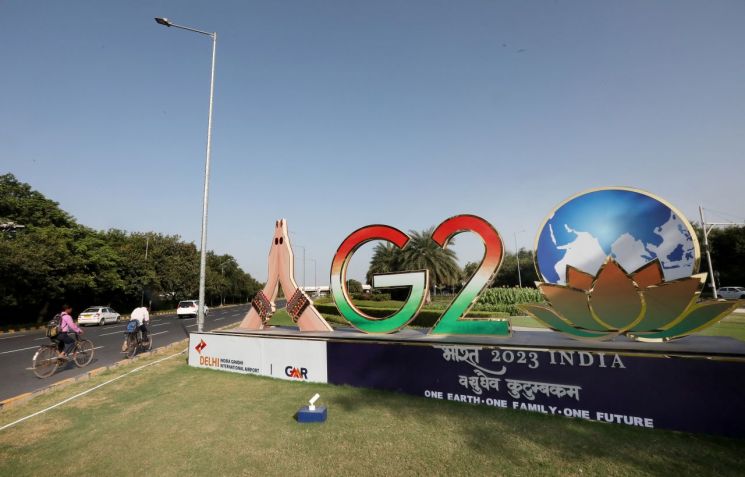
[35,337,50,341]
[150,331,169,336]
[96,325,126,331]
[99,330,127,337]
[0,346,42,355]
[149,323,168,327]
[1,350,186,432]
[185,324,198,328]
[23,344,106,369]
[0,335,25,341]
[214,317,226,321]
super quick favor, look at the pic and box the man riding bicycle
[122,305,150,351]
[57,304,83,358]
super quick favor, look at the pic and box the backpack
[46,313,61,338]
[126,319,139,333]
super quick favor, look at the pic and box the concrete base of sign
[296,405,327,423]
[190,327,745,437]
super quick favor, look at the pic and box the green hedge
[478,287,544,305]
[314,303,508,328]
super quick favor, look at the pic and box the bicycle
[32,334,95,379]
[123,320,152,359]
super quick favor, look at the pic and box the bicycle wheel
[32,346,58,379]
[125,334,138,359]
[73,339,95,367]
[144,335,152,352]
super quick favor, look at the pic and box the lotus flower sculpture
[520,258,740,341]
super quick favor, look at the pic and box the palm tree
[398,227,462,294]
[365,227,462,297]
[366,242,401,285]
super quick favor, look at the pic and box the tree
[0,175,264,325]
[462,261,479,280]
[398,228,461,291]
[696,225,745,291]
[347,279,363,294]
[0,173,75,227]
[490,249,539,287]
[366,242,401,285]
[365,227,462,297]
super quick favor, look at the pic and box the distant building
[300,284,370,297]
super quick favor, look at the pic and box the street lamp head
[154,17,172,27]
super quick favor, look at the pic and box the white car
[78,306,121,326]
[717,287,745,300]
[177,300,209,318]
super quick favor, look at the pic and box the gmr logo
[285,366,308,379]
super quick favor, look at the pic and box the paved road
[0,304,252,402]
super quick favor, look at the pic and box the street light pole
[218,257,235,306]
[154,17,217,333]
[699,206,718,298]
[295,244,306,291]
[288,231,306,292]
[308,258,317,296]
[514,230,525,288]
[698,206,743,299]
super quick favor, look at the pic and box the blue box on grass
[296,406,327,423]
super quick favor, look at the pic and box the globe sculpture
[521,187,738,341]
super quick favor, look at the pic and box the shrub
[477,287,544,306]
[347,279,363,294]
[314,303,509,328]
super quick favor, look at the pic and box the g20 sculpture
[240,187,739,342]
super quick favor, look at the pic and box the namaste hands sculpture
[239,219,333,332]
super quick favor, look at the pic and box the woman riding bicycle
[57,304,84,358]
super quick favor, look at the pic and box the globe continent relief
[536,189,698,285]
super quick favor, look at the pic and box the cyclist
[122,305,150,351]
[57,304,83,358]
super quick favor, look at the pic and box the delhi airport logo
[520,187,739,341]
[195,339,207,354]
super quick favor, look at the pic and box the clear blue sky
[2,1,744,284]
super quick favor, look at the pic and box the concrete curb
[0,322,239,412]
[0,324,47,335]
[0,342,189,411]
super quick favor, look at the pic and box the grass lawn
[300,300,745,341]
[1,348,744,477]
[698,313,745,341]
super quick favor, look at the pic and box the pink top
[60,312,82,334]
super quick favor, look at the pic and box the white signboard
[261,338,328,383]
[188,333,327,383]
